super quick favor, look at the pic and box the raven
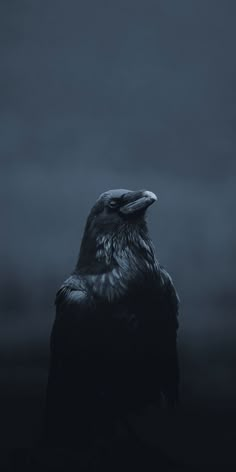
[42,188,179,458]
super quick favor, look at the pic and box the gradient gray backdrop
[1,0,235,467]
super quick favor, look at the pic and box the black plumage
[42,188,179,457]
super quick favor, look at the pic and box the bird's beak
[119,190,157,215]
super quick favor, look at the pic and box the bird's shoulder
[159,266,180,302]
[156,266,180,330]
[55,274,91,308]
[51,274,96,350]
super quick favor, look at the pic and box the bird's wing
[50,274,108,356]
[158,266,180,407]
[42,275,105,446]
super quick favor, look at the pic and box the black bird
[42,188,179,465]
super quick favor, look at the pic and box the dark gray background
[0,0,235,466]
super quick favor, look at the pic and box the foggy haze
[0,0,235,465]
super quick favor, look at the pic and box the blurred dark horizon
[1,0,236,467]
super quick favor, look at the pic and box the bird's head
[77,189,157,272]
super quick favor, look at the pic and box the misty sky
[1,0,236,409]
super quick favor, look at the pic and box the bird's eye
[108,199,119,209]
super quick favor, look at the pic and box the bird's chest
[126,276,161,320]
[105,282,159,345]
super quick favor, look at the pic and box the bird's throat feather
[86,228,159,302]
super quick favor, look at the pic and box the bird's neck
[76,224,159,302]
